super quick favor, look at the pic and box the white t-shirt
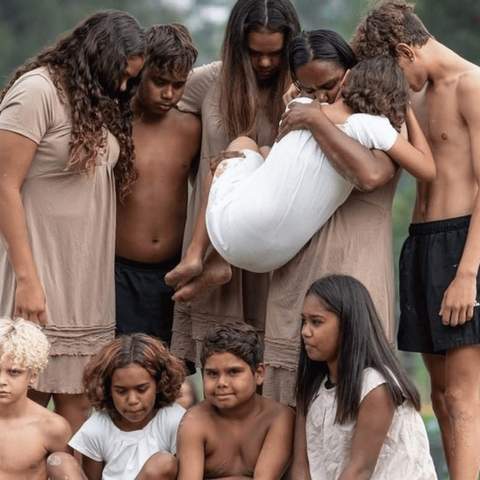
[306,368,437,480]
[69,404,185,480]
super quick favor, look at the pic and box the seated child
[166,33,434,288]
[292,275,437,480]
[61,334,185,480]
[0,317,73,480]
[176,324,294,479]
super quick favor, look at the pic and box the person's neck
[327,359,338,385]
[0,394,30,420]
[215,393,261,421]
[420,38,472,85]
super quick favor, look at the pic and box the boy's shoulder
[457,67,480,98]
[257,395,294,423]
[171,107,201,133]
[29,400,71,448]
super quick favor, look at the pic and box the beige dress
[171,62,274,364]
[0,67,118,393]
[263,174,400,404]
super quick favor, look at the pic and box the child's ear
[395,43,415,62]
[28,371,38,387]
[254,363,265,386]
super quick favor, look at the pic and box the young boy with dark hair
[115,24,201,344]
[176,324,294,479]
[352,2,480,479]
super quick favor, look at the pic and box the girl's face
[247,29,285,83]
[301,294,340,365]
[295,59,347,104]
[111,362,157,431]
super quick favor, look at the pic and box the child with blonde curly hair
[54,333,186,480]
[0,317,73,479]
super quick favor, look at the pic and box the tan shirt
[0,68,118,391]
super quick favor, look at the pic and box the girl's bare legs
[165,136,260,301]
[54,393,91,434]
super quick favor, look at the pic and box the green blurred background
[1,1,479,477]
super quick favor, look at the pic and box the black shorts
[398,215,480,354]
[115,255,180,345]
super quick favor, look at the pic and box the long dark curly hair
[83,334,186,418]
[0,11,145,201]
[342,55,409,131]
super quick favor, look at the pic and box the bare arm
[176,412,206,480]
[254,406,295,480]
[288,409,311,480]
[386,107,435,181]
[277,102,397,192]
[440,73,480,326]
[81,456,104,480]
[338,385,395,480]
[45,414,72,454]
[0,130,47,324]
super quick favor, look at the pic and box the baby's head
[0,317,49,403]
[201,324,264,410]
[84,334,185,429]
[341,55,409,131]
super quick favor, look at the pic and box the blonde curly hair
[0,317,50,373]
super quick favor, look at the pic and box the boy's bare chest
[414,85,467,151]
[204,419,269,476]
[0,424,47,477]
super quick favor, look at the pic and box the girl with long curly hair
[0,10,145,431]
[51,334,185,479]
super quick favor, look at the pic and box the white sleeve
[347,114,399,152]
[360,368,387,403]
[68,412,106,462]
[157,404,186,454]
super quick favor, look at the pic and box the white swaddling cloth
[206,98,398,273]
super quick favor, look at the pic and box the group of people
[0,0,479,479]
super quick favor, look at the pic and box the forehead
[302,294,332,316]
[204,351,251,370]
[295,59,345,86]
[146,66,188,82]
[111,363,153,386]
[0,352,24,369]
[247,30,284,53]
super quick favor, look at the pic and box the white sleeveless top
[306,368,437,479]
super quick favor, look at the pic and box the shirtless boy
[176,324,295,479]
[352,2,480,479]
[0,317,79,480]
[115,24,200,343]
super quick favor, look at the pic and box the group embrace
[0,1,479,479]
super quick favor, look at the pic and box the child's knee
[140,452,177,480]
[228,135,258,152]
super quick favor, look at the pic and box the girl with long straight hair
[294,275,436,479]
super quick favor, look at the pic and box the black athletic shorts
[115,255,180,345]
[398,215,480,354]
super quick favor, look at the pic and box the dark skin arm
[288,409,311,480]
[338,385,395,480]
[278,102,397,192]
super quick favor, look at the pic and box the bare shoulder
[260,396,295,424]
[35,403,71,450]
[173,108,201,135]
[179,401,212,433]
[457,68,480,100]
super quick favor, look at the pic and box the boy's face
[203,352,264,410]
[0,354,35,405]
[395,43,428,92]
[111,362,157,430]
[136,66,188,115]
